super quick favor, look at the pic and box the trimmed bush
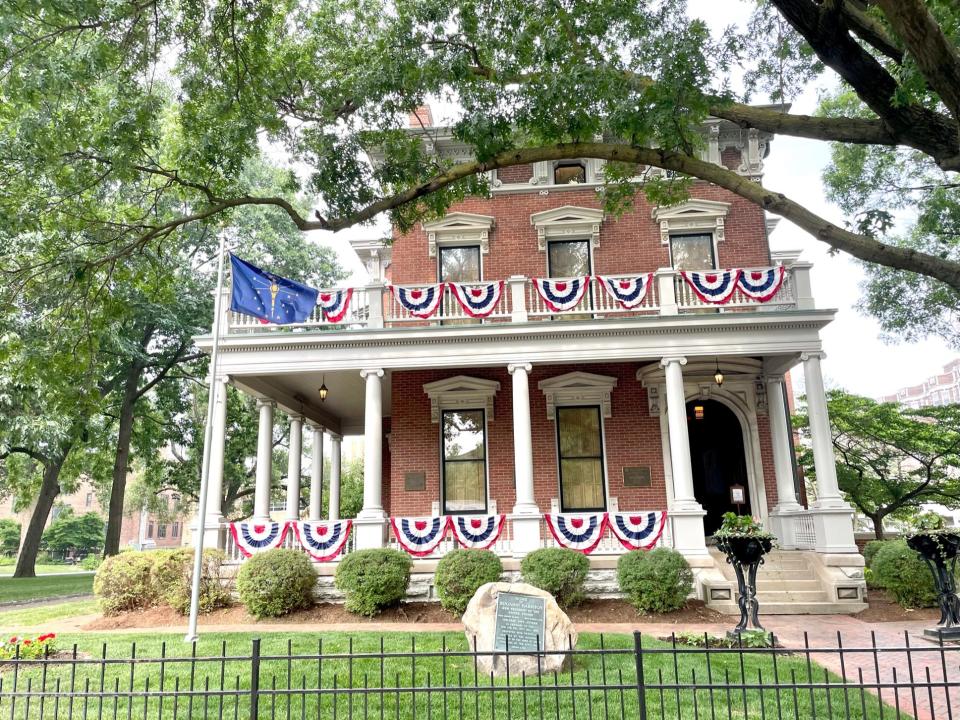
[520,548,589,608]
[80,554,102,571]
[617,548,693,613]
[871,540,938,608]
[862,540,888,569]
[236,549,317,619]
[93,551,159,615]
[335,548,412,617]
[435,549,502,615]
[151,548,232,615]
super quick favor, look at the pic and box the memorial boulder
[461,581,577,676]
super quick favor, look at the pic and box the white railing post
[217,286,231,333]
[367,284,385,328]
[655,268,678,316]
[509,276,528,323]
[790,262,814,310]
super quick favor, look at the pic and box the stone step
[708,600,868,615]
[751,589,829,603]
[754,579,822,591]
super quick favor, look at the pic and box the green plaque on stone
[493,591,546,654]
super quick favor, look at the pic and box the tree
[2,2,960,299]
[795,391,960,539]
[0,519,20,556]
[41,510,106,556]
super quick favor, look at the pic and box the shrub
[862,540,888,569]
[617,548,693,613]
[93,552,159,615]
[80,554,102,571]
[434,549,502,615]
[871,540,938,608]
[236,549,317,619]
[151,548,231,615]
[335,549,412,617]
[520,548,589,608]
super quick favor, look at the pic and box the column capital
[765,374,786,386]
[288,413,305,424]
[306,421,325,433]
[507,362,532,375]
[213,374,231,386]
[660,356,687,368]
[256,398,276,410]
[360,368,385,379]
[800,351,826,362]
[327,431,343,442]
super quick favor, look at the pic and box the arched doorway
[686,399,751,536]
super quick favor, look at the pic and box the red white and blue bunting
[447,281,505,318]
[449,515,506,550]
[389,284,446,318]
[532,277,591,312]
[293,520,353,562]
[736,266,785,302]
[680,270,741,304]
[597,274,654,309]
[391,516,449,556]
[228,521,291,558]
[317,288,354,323]
[607,511,667,551]
[544,513,609,554]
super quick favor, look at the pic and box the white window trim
[553,404,610,513]
[439,407,491,515]
[537,371,617,420]
[530,205,605,251]
[651,199,731,246]
[422,212,495,258]
[423,375,501,423]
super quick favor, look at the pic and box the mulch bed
[854,589,940,623]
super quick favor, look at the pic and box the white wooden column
[328,433,342,521]
[308,424,324,521]
[508,362,541,555]
[202,376,229,548]
[355,369,387,549]
[766,376,802,549]
[285,415,303,521]
[253,399,275,521]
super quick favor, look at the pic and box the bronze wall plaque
[622,466,651,488]
[404,471,426,491]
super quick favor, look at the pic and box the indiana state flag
[229,255,319,324]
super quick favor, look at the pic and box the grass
[0,573,94,603]
[0,598,99,627]
[0,631,908,720]
[0,564,91,576]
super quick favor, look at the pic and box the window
[669,233,716,270]
[556,406,606,512]
[439,245,481,325]
[171,522,180,538]
[554,162,586,185]
[548,239,593,318]
[441,409,487,514]
[146,522,154,539]
[85,493,93,508]
[157,524,167,538]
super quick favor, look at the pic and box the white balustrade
[385,283,512,325]
[228,286,371,331]
[673,268,797,312]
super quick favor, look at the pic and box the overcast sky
[298,0,957,401]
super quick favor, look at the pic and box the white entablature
[422,212,495,257]
[530,205,605,250]
[423,375,501,422]
[652,199,731,245]
[538,371,618,419]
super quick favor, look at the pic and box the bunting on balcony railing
[228,521,291,558]
[447,281,505,318]
[391,516,449,556]
[544,512,608,554]
[389,283,446,318]
[607,511,667,551]
[317,288,354,323]
[680,270,741,304]
[532,276,591,312]
[292,520,353,561]
[449,514,506,550]
[597,274,654,309]
[736,266,785,302]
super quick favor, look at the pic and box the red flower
[23,639,31,646]
[9,637,17,644]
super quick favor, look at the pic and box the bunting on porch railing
[680,269,741,304]
[228,521,291,558]
[293,520,353,562]
[596,274,654,309]
[389,283,446,318]
[447,281,505,318]
[317,288,354,323]
[607,511,667,551]
[449,515,506,550]
[532,276,591,312]
[544,512,608,554]
[390,516,449,556]
[736,266,785,302]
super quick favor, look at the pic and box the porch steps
[706,549,867,615]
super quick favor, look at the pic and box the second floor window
[670,233,716,270]
[157,524,167,538]
[554,161,586,185]
[85,493,93,507]
[439,245,481,324]
[171,522,180,538]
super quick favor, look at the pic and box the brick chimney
[408,105,434,128]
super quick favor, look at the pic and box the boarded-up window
[498,164,534,183]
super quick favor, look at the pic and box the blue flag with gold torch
[229,255,319,324]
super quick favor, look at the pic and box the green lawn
[0,632,907,720]
[0,573,94,603]
[0,563,91,576]
[0,598,99,627]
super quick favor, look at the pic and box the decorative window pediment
[651,199,731,245]
[422,212,495,257]
[538,371,617,420]
[423,375,501,422]
[530,206,605,251]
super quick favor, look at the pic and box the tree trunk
[870,514,886,540]
[103,365,142,557]
[14,456,67,578]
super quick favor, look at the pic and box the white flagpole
[185,234,228,642]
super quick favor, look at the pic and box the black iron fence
[0,632,957,720]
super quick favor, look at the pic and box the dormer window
[554,161,586,185]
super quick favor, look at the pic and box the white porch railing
[525,277,660,319]
[228,287,371,332]
[673,268,797,312]
[386,284,513,325]
[385,517,515,559]
[538,517,672,555]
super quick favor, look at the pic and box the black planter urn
[906,532,960,641]
[715,535,774,636]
